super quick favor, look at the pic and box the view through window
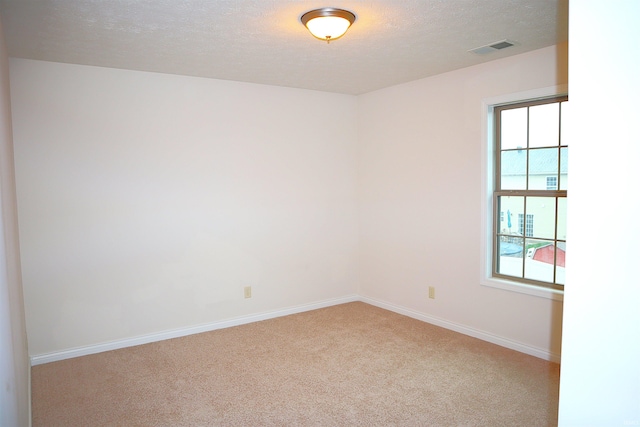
[493,96,568,290]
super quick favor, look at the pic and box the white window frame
[480,85,566,301]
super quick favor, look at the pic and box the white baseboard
[30,293,559,365]
[29,295,359,366]
[360,296,561,363]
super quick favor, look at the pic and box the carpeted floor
[31,302,560,426]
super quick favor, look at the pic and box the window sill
[481,277,564,301]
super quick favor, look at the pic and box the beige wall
[357,44,567,359]
[0,15,29,427]
[11,60,359,356]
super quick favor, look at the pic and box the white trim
[29,293,561,366]
[479,85,568,301]
[360,296,561,363]
[29,295,359,366]
[483,276,563,301]
[482,84,568,110]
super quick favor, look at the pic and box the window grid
[493,96,568,290]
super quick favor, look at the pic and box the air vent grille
[469,40,516,55]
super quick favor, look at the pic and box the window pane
[556,242,566,285]
[500,107,527,150]
[497,237,523,278]
[557,198,567,240]
[528,148,558,190]
[524,239,555,283]
[498,196,524,235]
[527,197,556,239]
[500,150,527,190]
[560,101,570,146]
[529,102,559,148]
[559,147,568,190]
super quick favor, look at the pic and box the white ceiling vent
[468,40,516,55]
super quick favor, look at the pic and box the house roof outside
[501,148,568,176]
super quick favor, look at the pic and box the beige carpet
[31,302,559,426]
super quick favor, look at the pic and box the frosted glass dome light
[301,8,356,43]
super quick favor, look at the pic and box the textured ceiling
[0,0,568,95]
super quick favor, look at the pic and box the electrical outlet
[429,286,435,299]
[244,286,252,299]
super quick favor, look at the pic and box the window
[517,213,534,237]
[493,96,568,290]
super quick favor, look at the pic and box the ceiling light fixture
[301,8,356,43]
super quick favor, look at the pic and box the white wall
[357,45,567,359]
[0,16,29,427]
[10,60,359,356]
[558,1,640,425]
[11,44,571,364]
